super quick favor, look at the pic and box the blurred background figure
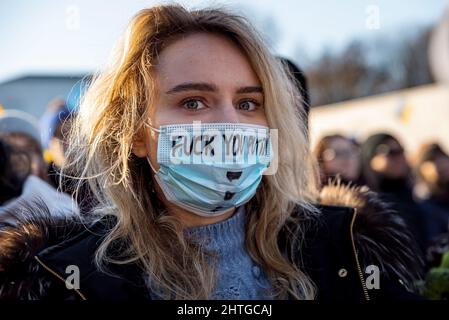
[278,57,310,131]
[0,137,78,225]
[0,138,29,206]
[0,131,48,181]
[421,232,449,300]
[39,98,95,213]
[361,133,428,251]
[314,134,363,186]
[0,107,49,183]
[414,143,449,242]
[40,98,73,190]
[0,98,78,223]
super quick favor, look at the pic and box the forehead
[154,32,260,88]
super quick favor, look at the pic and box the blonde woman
[0,5,422,300]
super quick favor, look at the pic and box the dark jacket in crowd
[360,134,428,252]
[379,183,428,251]
[0,184,423,301]
[420,197,449,243]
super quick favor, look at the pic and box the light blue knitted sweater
[149,206,273,299]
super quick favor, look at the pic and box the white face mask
[146,122,272,217]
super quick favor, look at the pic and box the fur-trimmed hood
[0,183,424,300]
[0,199,87,299]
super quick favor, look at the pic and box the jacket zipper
[349,208,370,301]
[34,256,87,300]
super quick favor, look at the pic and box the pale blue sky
[0,0,447,82]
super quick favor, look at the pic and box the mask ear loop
[143,121,161,174]
[145,122,161,133]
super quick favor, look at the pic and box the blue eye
[182,99,206,110]
[238,100,259,111]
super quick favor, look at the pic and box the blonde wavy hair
[64,4,320,300]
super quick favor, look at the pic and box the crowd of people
[0,99,79,225]
[315,133,449,268]
[0,4,448,301]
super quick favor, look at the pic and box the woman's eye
[238,100,260,111]
[182,99,206,110]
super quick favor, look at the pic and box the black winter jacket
[0,183,423,301]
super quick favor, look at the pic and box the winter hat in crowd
[361,133,396,165]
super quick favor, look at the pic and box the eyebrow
[165,82,217,94]
[165,82,263,95]
[236,86,263,94]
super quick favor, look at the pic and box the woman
[361,133,428,252]
[314,134,364,187]
[0,5,422,300]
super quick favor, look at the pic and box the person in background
[361,133,428,252]
[0,132,48,181]
[40,98,97,213]
[414,143,449,243]
[420,232,449,299]
[0,139,29,206]
[40,99,72,190]
[314,134,364,187]
[0,137,79,225]
[278,57,310,133]
[39,99,95,212]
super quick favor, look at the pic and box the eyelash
[179,97,262,111]
[180,97,207,111]
[239,99,261,110]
